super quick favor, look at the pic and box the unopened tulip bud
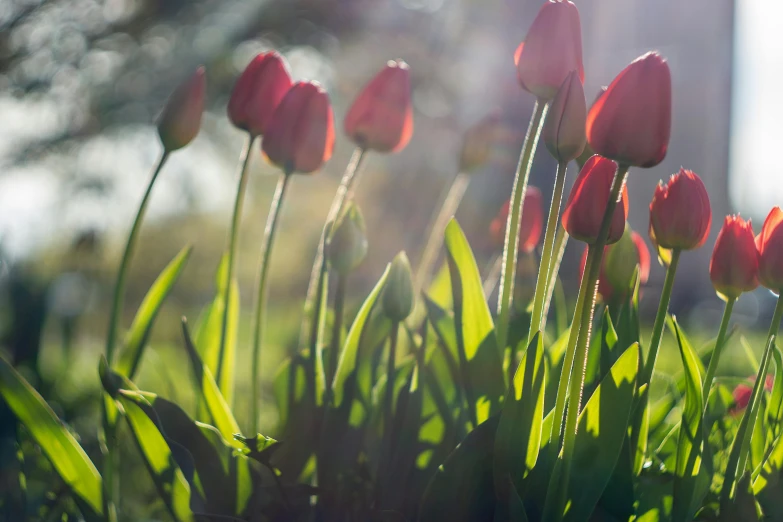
[649,169,711,251]
[586,52,672,168]
[262,81,335,175]
[157,67,206,152]
[581,226,650,302]
[344,59,413,153]
[604,226,650,299]
[327,203,368,275]
[543,71,586,163]
[382,252,414,322]
[514,0,584,101]
[228,52,293,137]
[459,111,502,173]
[709,215,758,300]
[562,155,628,245]
[757,207,783,292]
[489,187,544,252]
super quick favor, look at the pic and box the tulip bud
[382,252,414,322]
[157,67,206,152]
[514,0,584,101]
[586,52,672,168]
[228,52,293,137]
[459,111,502,173]
[756,207,783,292]
[262,81,335,175]
[344,59,413,153]
[489,187,544,252]
[709,215,758,300]
[731,375,773,414]
[562,155,628,245]
[543,71,586,163]
[574,87,606,169]
[649,169,711,251]
[581,226,650,302]
[327,203,368,275]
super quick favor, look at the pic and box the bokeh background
[0,0,775,460]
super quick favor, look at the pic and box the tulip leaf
[116,390,195,522]
[193,254,240,406]
[753,430,783,518]
[115,245,192,380]
[181,319,252,514]
[768,347,783,439]
[671,318,708,522]
[0,357,103,519]
[494,476,530,522]
[444,219,504,425]
[494,332,546,498]
[332,263,391,408]
[418,415,499,522]
[564,344,638,522]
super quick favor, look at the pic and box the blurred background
[0,0,775,456]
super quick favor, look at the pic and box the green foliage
[0,357,103,519]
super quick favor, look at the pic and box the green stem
[640,248,682,388]
[545,164,629,522]
[701,297,736,401]
[415,171,471,292]
[250,173,292,434]
[299,148,367,348]
[105,151,169,364]
[548,246,591,450]
[102,151,168,521]
[496,100,548,355]
[327,275,347,390]
[215,134,256,386]
[542,226,569,323]
[720,295,783,508]
[528,161,568,346]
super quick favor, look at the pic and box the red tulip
[157,67,206,152]
[649,169,711,250]
[228,52,293,137]
[586,52,672,168]
[709,215,758,300]
[581,227,650,302]
[757,207,783,292]
[344,59,413,153]
[514,0,584,100]
[562,155,628,245]
[542,71,586,163]
[731,375,773,414]
[490,187,544,253]
[262,81,335,174]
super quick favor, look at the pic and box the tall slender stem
[640,248,682,388]
[105,151,169,364]
[415,171,471,292]
[528,161,568,346]
[548,247,591,449]
[542,226,569,323]
[216,134,256,387]
[496,101,548,355]
[327,275,347,390]
[299,148,367,347]
[102,151,168,521]
[702,297,736,401]
[545,164,629,522]
[250,173,292,433]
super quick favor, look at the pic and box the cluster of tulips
[5,0,783,521]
